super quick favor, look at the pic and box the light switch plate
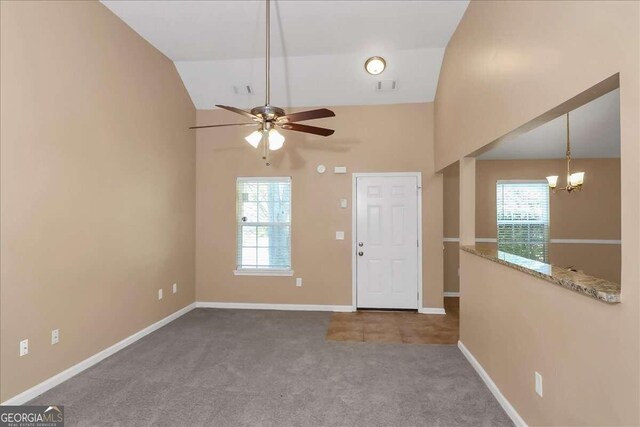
[340,198,348,208]
[296,278,303,287]
[535,372,543,397]
[158,289,163,300]
[336,231,345,240]
[334,166,347,174]
[172,283,177,294]
[20,339,28,357]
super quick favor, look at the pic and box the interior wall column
[459,157,476,246]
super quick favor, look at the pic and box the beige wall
[0,1,196,402]
[443,242,460,293]
[476,159,621,241]
[436,1,639,425]
[443,162,460,292]
[460,251,635,426]
[196,103,443,309]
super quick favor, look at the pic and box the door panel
[367,260,383,293]
[367,205,382,245]
[391,206,405,245]
[356,175,419,309]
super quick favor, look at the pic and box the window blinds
[496,181,550,263]
[236,177,291,270]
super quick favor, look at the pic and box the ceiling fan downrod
[265,0,270,107]
[188,0,336,167]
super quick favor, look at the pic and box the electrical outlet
[51,329,59,345]
[20,339,28,357]
[158,289,163,300]
[535,371,543,397]
[296,278,303,287]
[172,283,177,294]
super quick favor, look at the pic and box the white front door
[355,175,420,309]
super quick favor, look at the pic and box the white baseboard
[418,307,446,315]
[443,292,460,297]
[1,303,196,406]
[196,301,354,312]
[458,341,527,427]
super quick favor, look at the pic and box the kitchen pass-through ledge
[461,245,621,304]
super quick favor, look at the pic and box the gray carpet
[29,308,512,426]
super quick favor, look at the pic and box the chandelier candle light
[546,112,585,193]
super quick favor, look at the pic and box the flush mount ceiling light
[189,0,336,166]
[365,56,386,75]
[546,112,585,193]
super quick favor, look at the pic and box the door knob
[358,251,364,256]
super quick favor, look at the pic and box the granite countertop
[460,245,621,304]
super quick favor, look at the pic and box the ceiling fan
[190,0,336,165]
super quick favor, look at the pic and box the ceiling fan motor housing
[251,105,286,121]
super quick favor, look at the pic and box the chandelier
[546,112,585,193]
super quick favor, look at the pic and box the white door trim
[351,172,423,311]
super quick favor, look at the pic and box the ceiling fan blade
[189,123,257,130]
[279,123,335,137]
[215,105,261,121]
[277,108,335,123]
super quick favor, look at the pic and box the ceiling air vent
[375,80,397,92]
[233,84,253,95]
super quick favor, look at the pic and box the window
[235,177,292,275]
[496,180,550,263]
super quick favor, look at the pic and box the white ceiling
[478,89,620,160]
[101,0,469,109]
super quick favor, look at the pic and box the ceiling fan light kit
[189,0,336,166]
[546,112,585,193]
[244,131,263,148]
[268,129,285,150]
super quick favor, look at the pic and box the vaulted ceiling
[101,1,469,109]
[479,89,620,160]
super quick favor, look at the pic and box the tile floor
[326,297,459,344]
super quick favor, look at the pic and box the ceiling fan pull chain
[262,136,270,166]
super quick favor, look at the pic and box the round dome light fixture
[364,56,386,75]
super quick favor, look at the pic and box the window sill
[233,269,294,277]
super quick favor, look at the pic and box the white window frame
[233,176,293,277]
[496,179,550,263]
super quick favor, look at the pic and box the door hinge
[417,240,419,247]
